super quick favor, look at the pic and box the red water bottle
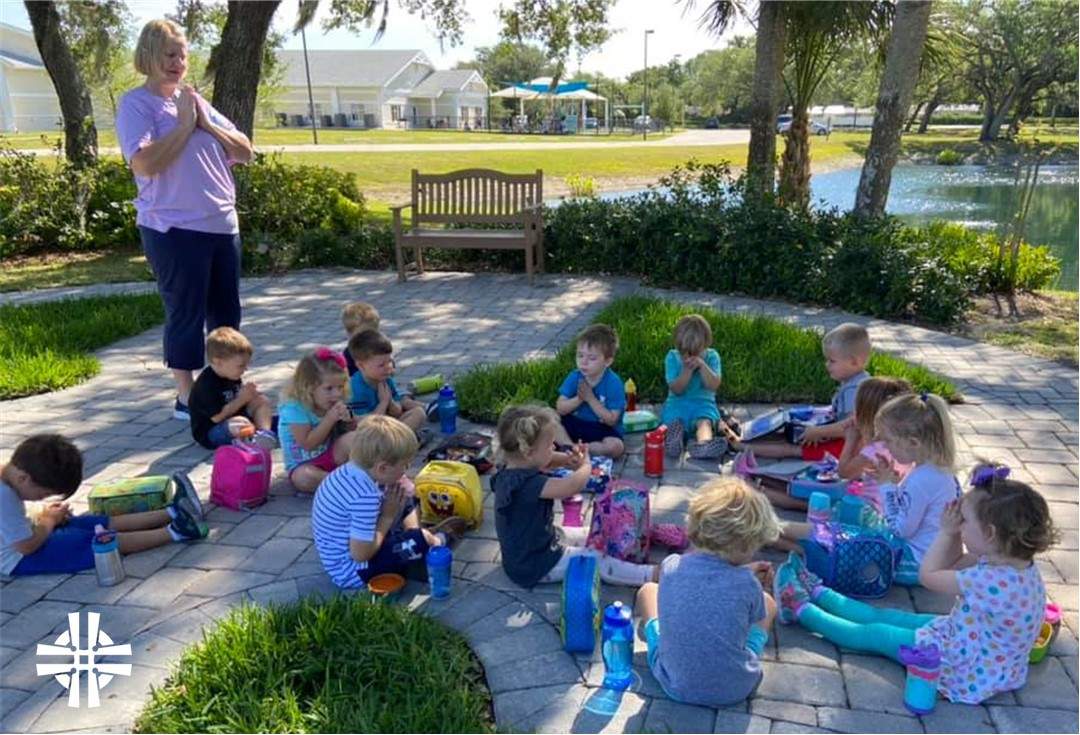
[644,425,667,478]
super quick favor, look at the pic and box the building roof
[0,49,45,70]
[278,49,429,88]
[408,69,484,98]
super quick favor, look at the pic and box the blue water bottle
[438,385,458,434]
[427,545,452,599]
[601,601,634,691]
[838,493,864,526]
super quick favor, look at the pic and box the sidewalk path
[1,270,1076,733]
[18,129,750,158]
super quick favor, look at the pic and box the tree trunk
[777,107,811,210]
[917,95,940,134]
[745,0,787,201]
[979,87,1016,142]
[903,101,924,132]
[208,0,281,140]
[24,1,97,167]
[854,0,933,218]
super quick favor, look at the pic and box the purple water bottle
[807,491,832,545]
[899,644,940,714]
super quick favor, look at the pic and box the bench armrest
[388,202,413,212]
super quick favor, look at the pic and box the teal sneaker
[170,473,204,521]
[170,502,209,541]
[788,549,823,598]
[773,552,810,625]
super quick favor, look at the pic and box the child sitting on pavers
[835,376,913,480]
[554,324,626,459]
[776,392,961,583]
[634,477,778,707]
[739,376,914,512]
[737,322,871,461]
[347,330,426,433]
[661,314,726,460]
[312,415,465,589]
[279,348,358,494]
[1,434,206,576]
[188,327,275,450]
[775,463,1053,705]
[492,404,656,588]
[340,301,380,377]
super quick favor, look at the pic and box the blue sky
[1,0,751,80]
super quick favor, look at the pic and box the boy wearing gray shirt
[635,478,781,706]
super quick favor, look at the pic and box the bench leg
[525,245,534,285]
[415,245,425,275]
[395,241,407,282]
[535,229,545,273]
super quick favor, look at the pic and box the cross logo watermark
[36,611,132,708]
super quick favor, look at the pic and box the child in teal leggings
[774,465,1055,705]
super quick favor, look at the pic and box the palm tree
[777,1,893,210]
[684,0,787,201]
[853,0,933,218]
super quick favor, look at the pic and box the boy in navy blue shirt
[554,324,626,458]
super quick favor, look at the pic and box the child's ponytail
[496,404,559,461]
[875,392,956,469]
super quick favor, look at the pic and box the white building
[0,22,64,133]
[276,49,489,129]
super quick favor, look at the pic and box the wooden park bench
[391,168,545,283]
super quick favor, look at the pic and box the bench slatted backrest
[412,169,542,226]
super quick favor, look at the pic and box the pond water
[810,164,1079,290]
[581,163,1078,289]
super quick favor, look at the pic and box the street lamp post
[300,20,318,145]
[643,29,654,141]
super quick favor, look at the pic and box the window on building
[390,105,404,122]
[350,103,364,121]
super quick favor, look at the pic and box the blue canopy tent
[489,78,607,132]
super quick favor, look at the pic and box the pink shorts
[289,445,338,479]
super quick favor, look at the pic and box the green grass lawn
[0,249,152,292]
[455,296,958,423]
[134,595,492,734]
[0,293,164,399]
[0,126,669,150]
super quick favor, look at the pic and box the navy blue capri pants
[140,226,242,371]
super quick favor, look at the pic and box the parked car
[585,117,598,129]
[704,117,720,129]
[633,114,653,128]
[776,114,829,135]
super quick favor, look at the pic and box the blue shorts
[12,514,109,576]
[561,413,623,444]
[207,422,233,447]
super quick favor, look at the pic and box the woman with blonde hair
[116,19,253,420]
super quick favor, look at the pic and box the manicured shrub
[540,161,1059,326]
[936,148,964,165]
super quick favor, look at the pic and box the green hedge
[0,148,389,274]
[455,295,958,424]
[537,161,1059,326]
